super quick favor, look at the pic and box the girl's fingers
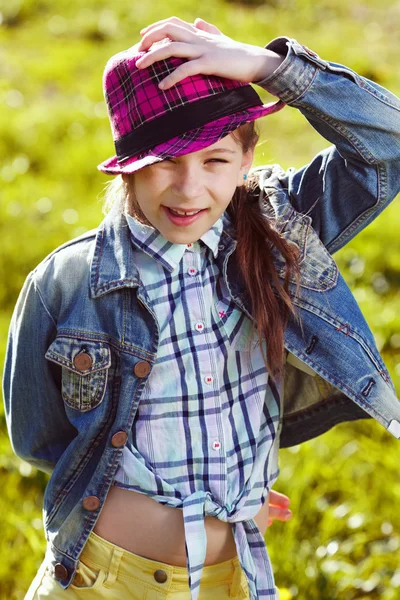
[268,504,292,522]
[269,490,291,508]
[156,59,204,90]
[140,16,196,36]
[138,25,191,52]
[136,42,197,70]
[193,18,223,36]
[139,22,198,51]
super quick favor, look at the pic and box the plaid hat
[98,41,286,175]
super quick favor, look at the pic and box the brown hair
[103,121,301,383]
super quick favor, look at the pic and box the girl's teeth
[170,208,201,216]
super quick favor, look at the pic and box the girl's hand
[136,16,280,90]
[267,490,292,527]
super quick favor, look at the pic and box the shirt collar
[125,211,229,273]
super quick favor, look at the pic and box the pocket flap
[45,337,111,376]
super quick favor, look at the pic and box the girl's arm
[254,37,400,253]
[2,271,76,474]
[136,17,400,254]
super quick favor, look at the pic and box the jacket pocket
[273,211,338,292]
[45,337,111,412]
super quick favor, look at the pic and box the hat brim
[97,100,285,176]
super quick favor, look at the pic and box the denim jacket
[3,37,400,589]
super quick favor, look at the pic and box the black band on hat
[115,86,262,163]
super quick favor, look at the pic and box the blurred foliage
[0,0,399,598]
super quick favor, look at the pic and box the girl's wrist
[251,48,285,85]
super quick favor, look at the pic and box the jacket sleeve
[254,37,400,254]
[2,271,77,475]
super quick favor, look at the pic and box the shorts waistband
[80,530,243,590]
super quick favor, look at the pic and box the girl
[3,15,400,600]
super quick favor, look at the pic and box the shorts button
[82,496,101,511]
[154,569,168,583]
[54,563,69,581]
[72,571,85,586]
[134,361,151,378]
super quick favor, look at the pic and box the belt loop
[103,546,124,588]
[229,558,242,598]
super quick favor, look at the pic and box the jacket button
[134,361,151,378]
[82,496,101,511]
[54,563,69,581]
[153,569,168,583]
[73,353,93,371]
[111,431,128,447]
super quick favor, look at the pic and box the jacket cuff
[253,37,330,103]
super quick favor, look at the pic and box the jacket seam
[327,162,386,254]
[33,273,57,329]
[292,102,379,164]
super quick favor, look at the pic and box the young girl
[3,15,400,600]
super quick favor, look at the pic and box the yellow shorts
[26,530,250,599]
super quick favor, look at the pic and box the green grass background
[1,1,400,598]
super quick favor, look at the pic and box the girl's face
[124,133,254,244]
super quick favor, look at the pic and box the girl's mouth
[163,206,207,226]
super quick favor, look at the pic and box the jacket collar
[90,207,237,299]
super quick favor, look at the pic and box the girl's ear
[237,147,255,186]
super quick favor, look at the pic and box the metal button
[54,563,69,581]
[111,431,128,448]
[218,244,224,251]
[73,352,93,371]
[72,571,85,586]
[134,361,151,378]
[82,496,101,511]
[153,569,168,583]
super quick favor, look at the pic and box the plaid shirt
[113,210,282,600]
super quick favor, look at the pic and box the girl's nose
[172,166,204,199]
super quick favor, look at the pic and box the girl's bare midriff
[94,486,270,566]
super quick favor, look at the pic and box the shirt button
[195,322,205,332]
[218,244,224,251]
[186,243,193,248]
[134,361,151,378]
[204,375,213,385]
[212,440,221,451]
[187,267,197,276]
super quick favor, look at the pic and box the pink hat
[98,43,285,175]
